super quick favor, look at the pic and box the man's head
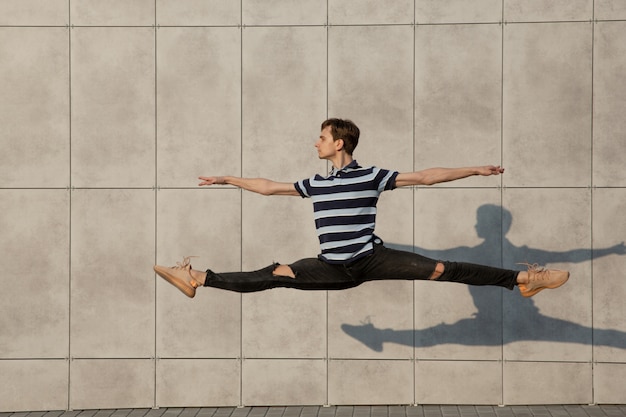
[321,118,360,155]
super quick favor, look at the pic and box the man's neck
[330,153,354,171]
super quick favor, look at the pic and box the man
[154,118,569,298]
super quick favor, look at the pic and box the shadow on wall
[341,204,626,352]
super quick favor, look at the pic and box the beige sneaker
[154,256,201,298]
[518,263,569,297]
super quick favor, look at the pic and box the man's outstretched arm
[395,165,504,187]
[198,176,300,196]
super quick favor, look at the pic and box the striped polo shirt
[294,160,399,264]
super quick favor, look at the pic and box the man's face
[315,126,340,159]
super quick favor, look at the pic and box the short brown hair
[321,118,360,155]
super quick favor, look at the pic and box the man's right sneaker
[154,256,201,298]
[517,263,569,297]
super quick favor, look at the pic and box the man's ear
[335,138,345,151]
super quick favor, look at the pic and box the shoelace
[174,256,200,288]
[517,262,549,282]
[175,256,196,270]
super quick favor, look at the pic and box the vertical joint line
[412,15,417,407]
[153,0,158,408]
[67,0,73,409]
[325,0,330,406]
[239,0,244,406]
[500,0,505,405]
[590,0,596,404]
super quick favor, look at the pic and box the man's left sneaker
[518,263,569,297]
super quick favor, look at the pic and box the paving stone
[4,406,626,417]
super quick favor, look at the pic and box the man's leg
[355,244,568,296]
[352,244,514,291]
[204,257,361,292]
[154,256,363,297]
[435,260,518,289]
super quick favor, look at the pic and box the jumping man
[154,118,569,298]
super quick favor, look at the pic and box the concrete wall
[1,0,625,411]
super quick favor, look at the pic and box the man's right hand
[198,176,225,186]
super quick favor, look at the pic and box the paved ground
[2,405,626,417]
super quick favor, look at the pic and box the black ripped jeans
[204,242,519,293]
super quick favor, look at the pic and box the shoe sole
[521,271,570,297]
[154,265,196,298]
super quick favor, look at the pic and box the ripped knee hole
[429,262,445,280]
[273,264,296,279]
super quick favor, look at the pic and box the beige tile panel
[70,0,155,26]
[416,0,502,24]
[241,192,319,269]
[70,359,155,410]
[242,288,326,359]
[505,0,593,22]
[503,22,592,188]
[242,359,326,406]
[71,189,155,358]
[503,361,592,405]
[329,0,413,25]
[156,188,242,358]
[329,280,414,360]
[415,24,501,187]
[242,26,327,182]
[243,0,326,26]
[328,359,413,405]
[503,188,592,362]
[593,362,626,404]
[0,190,69,358]
[595,0,626,20]
[0,0,67,25]
[0,27,69,188]
[157,0,240,26]
[156,188,242,273]
[71,27,155,188]
[415,281,504,361]
[503,188,592,267]
[0,359,68,412]
[503,293,593,362]
[591,188,626,362]
[156,359,240,407]
[328,25,413,173]
[414,189,503,360]
[414,188,503,263]
[157,282,242,358]
[415,360,502,405]
[157,27,241,188]
[593,21,626,187]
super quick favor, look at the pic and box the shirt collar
[329,160,360,176]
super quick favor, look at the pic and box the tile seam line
[590,0,596,405]
[13,186,626,190]
[0,25,69,27]
[239,0,244,407]
[5,19,626,28]
[7,20,620,28]
[412,4,417,405]
[325,0,330,407]
[153,0,158,409]
[67,0,73,409]
[500,0,505,405]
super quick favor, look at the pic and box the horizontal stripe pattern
[294,161,398,264]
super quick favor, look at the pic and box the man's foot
[517,263,570,297]
[154,256,202,298]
